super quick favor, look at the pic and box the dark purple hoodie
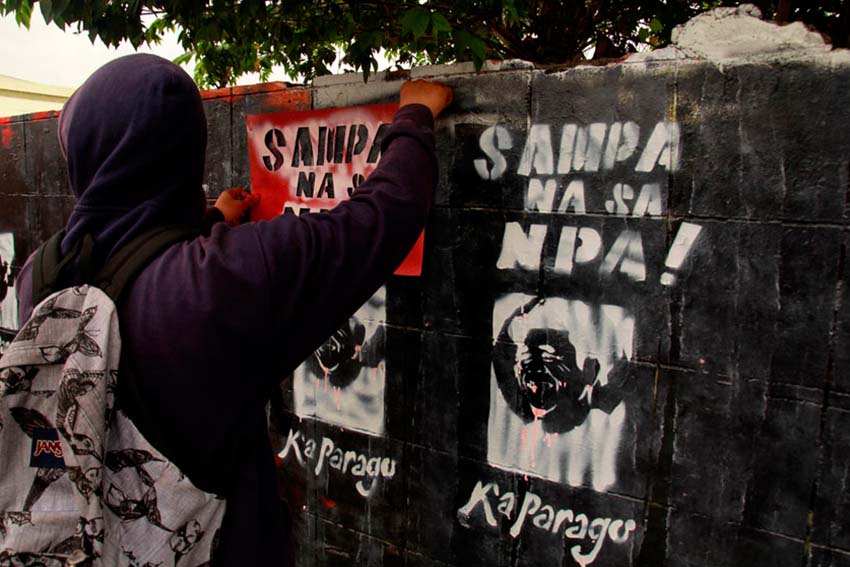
[17,54,436,566]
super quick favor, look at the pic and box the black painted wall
[2,55,849,567]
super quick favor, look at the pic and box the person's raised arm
[246,80,452,375]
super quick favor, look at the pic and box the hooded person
[16,53,452,566]
[56,53,211,266]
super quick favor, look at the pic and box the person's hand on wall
[400,80,453,119]
[214,188,260,224]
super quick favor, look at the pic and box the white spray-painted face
[292,286,387,435]
[488,294,633,491]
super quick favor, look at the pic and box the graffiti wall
[263,50,849,565]
[2,8,850,566]
[265,44,850,567]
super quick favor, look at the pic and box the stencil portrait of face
[494,297,615,434]
[293,286,387,435]
[513,327,600,430]
[487,294,635,489]
[311,319,367,389]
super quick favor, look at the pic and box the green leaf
[401,7,430,39]
[15,0,32,27]
[40,0,53,24]
[455,29,470,50]
[649,18,663,33]
[173,51,194,66]
[205,20,221,42]
[469,35,486,63]
[503,0,519,24]
[431,12,451,34]
[52,0,69,18]
[455,29,486,68]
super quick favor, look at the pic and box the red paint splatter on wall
[29,111,60,122]
[1,126,12,148]
[201,83,312,110]
[246,104,424,276]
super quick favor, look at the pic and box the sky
[0,11,293,89]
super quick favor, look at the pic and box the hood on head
[59,53,207,265]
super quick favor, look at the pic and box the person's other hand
[214,188,260,224]
[400,80,453,119]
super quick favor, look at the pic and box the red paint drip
[521,426,528,448]
[335,386,342,411]
[323,367,329,392]
[530,417,539,469]
[545,433,552,448]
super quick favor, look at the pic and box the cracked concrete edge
[571,4,850,71]
[667,3,850,67]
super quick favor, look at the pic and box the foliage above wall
[1,0,848,87]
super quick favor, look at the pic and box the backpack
[0,227,226,567]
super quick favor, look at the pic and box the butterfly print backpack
[0,227,225,567]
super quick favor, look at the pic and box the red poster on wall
[245,104,424,276]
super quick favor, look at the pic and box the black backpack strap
[31,229,81,305]
[32,226,198,305]
[93,225,199,301]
